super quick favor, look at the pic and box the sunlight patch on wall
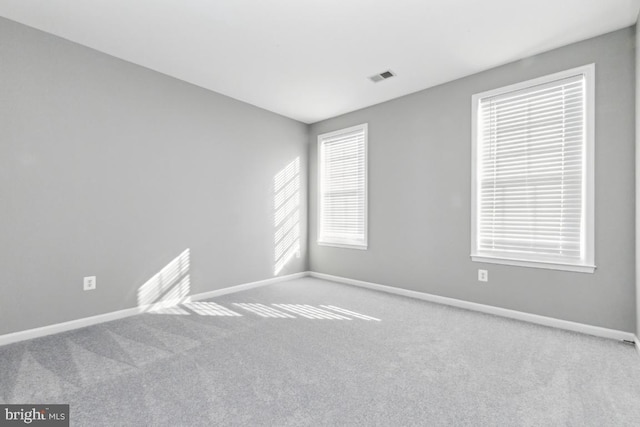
[138,248,191,312]
[274,158,301,275]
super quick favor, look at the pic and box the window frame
[317,123,368,250]
[470,64,596,273]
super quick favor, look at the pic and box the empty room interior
[2,0,640,425]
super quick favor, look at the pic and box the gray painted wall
[309,28,636,332]
[636,21,640,338]
[0,18,308,336]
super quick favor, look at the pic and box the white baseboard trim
[189,271,308,301]
[0,306,146,349]
[0,271,310,347]
[309,272,636,342]
[2,270,633,349]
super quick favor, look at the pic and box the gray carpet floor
[1,277,639,426]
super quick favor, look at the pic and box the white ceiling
[1,0,638,124]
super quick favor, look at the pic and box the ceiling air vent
[369,70,396,83]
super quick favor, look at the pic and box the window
[318,124,368,249]
[471,65,595,273]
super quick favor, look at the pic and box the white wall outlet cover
[83,276,96,290]
[478,270,488,282]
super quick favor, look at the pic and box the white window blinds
[318,124,368,249]
[472,65,595,272]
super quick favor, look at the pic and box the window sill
[471,255,595,273]
[318,241,367,250]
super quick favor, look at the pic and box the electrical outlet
[83,276,96,291]
[478,269,488,282]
